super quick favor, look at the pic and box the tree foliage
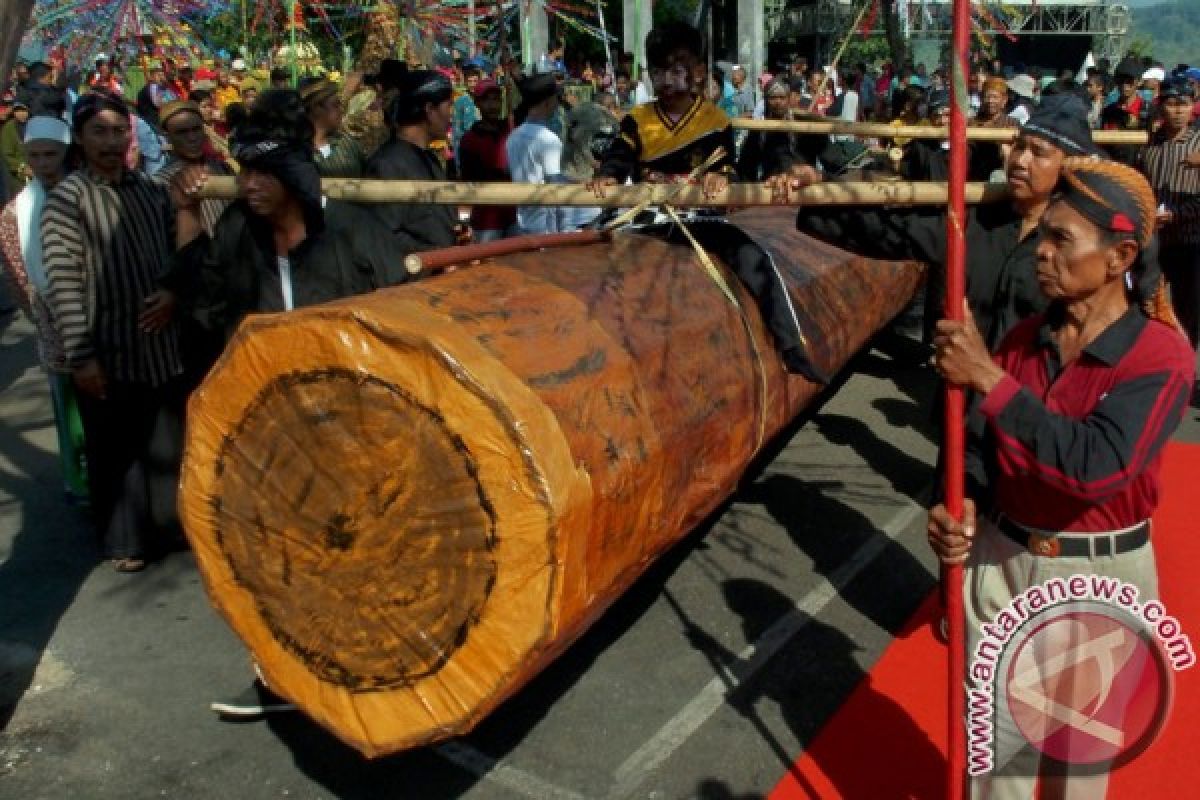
[1129,1,1200,68]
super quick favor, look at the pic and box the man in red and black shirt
[457,79,518,242]
[930,159,1193,798]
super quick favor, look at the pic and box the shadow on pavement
[685,579,942,800]
[738,473,935,638]
[0,327,97,730]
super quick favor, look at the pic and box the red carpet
[770,442,1200,799]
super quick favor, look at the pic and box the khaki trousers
[963,518,1159,800]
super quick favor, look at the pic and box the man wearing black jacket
[797,94,1100,351]
[169,90,406,357]
[364,70,460,253]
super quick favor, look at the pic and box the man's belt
[996,516,1150,558]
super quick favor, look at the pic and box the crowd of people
[1,19,1199,786]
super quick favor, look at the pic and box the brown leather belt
[996,516,1150,558]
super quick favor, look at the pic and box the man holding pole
[796,95,1101,352]
[928,157,1192,800]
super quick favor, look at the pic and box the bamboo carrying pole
[198,176,1011,207]
[730,119,1147,145]
[178,210,927,756]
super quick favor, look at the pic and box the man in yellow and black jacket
[592,21,735,195]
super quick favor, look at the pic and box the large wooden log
[178,209,925,756]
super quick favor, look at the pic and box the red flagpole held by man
[944,0,971,795]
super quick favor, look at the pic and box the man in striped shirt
[42,92,188,572]
[1138,78,1200,347]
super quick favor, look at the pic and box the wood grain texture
[179,209,925,755]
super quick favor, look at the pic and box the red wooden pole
[944,0,971,796]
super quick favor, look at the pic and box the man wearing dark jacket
[365,70,460,253]
[169,90,406,354]
[797,94,1100,351]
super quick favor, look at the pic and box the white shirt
[506,121,565,235]
[277,256,294,311]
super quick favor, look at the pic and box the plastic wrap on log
[179,208,925,756]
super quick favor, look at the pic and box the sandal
[111,557,147,573]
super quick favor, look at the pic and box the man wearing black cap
[798,94,1101,353]
[1138,77,1200,346]
[364,69,460,253]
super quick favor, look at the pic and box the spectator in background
[835,67,860,124]
[213,69,240,111]
[451,66,482,170]
[22,62,66,118]
[269,67,290,90]
[1138,78,1200,347]
[300,79,365,178]
[507,73,565,235]
[1,101,31,188]
[974,76,1012,129]
[807,68,834,116]
[1085,72,1108,129]
[1101,57,1148,165]
[968,63,990,117]
[42,92,187,573]
[614,71,635,111]
[157,101,233,238]
[730,66,755,118]
[458,79,518,243]
[856,63,875,121]
[0,116,87,500]
[1005,74,1037,125]
[240,85,259,110]
[136,61,171,129]
[561,100,618,230]
[1141,66,1166,109]
[595,90,619,117]
[87,54,122,96]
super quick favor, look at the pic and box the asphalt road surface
[0,305,1070,799]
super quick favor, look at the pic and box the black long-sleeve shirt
[364,136,458,253]
[173,199,409,346]
[796,200,1047,351]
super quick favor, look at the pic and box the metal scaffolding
[768,0,1131,64]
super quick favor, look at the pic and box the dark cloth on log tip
[797,201,1048,352]
[642,217,827,384]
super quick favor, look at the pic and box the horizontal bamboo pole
[731,118,1148,145]
[199,177,1011,207]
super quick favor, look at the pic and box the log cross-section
[180,209,926,755]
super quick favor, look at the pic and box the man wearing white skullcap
[0,116,87,499]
